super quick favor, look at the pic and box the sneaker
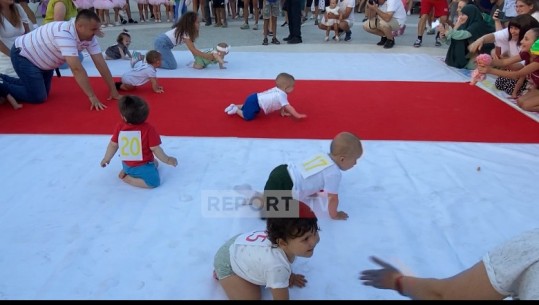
[435,38,442,47]
[128,18,138,24]
[344,30,352,41]
[324,35,329,41]
[252,24,258,30]
[426,28,435,35]
[271,37,280,44]
[332,33,343,40]
[314,19,319,25]
[224,104,235,113]
[262,37,268,45]
[240,23,249,29]
[120,16,127,24]
[413,38,422,47]
[376,36,388,46]
[383,38,395,49]
[227,105,238,115]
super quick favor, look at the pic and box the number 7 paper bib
[119,131,143,161]
[298,153,333,179]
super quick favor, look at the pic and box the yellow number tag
[119,131,143,161]
[298,153,332,179]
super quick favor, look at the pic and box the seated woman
[469,14,539,97]
[439,3,495,69]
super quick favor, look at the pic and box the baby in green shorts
[193,42,229,69]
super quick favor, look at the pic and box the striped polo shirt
[14,19,101,70]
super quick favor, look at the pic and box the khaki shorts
[262,1,280,19]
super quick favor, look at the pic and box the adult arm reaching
[360,228,539,300]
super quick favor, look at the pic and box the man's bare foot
[118,169,127,179]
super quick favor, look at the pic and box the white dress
[324,6,340,26]
[0,4,29,77]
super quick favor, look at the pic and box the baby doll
[470,53,493,85]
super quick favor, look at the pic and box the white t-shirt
[287,153,342,201]
[256,87,289,114]
[121,62,157,86]
[14,19,101,70]
[164,28,189,46]
[493,29,520,58]
[502,0,517,18]
[338,0,355,22]
[0,4,29,52]
[229,230,291,289]
[483,228,539,300]
[380,0,407,26]
[0,4,29,77]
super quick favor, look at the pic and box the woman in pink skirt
[93,0,115,27]
[148,0,167,22]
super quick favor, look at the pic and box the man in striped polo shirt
[0,9,121,110]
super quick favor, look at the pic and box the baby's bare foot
[118,170,127,179]
[5,95,22,110]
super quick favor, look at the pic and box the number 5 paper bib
[235,231,270,246]
[298,153,333,179]
[119,130,143,161]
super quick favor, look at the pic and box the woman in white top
[0,0,29,77]
[153,11,214,69]
[360,227,539,300]
[469,14,539,97]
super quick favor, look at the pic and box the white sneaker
[226,105,238,115]
[224,103,235,113]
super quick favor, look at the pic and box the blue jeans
[58,51,84,69]
[154,33,177,70]
[1,45,53,103]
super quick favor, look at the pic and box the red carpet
[1,77,539,143]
